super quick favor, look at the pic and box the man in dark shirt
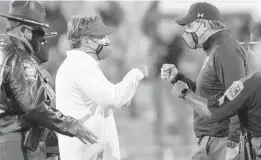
[171,71,261,159]
[161,2,250,160]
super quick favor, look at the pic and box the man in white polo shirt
[56,14,148,160]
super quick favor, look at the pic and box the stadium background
[0,0,261,159]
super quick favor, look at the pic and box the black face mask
[34,42,50,64]
[182,22,204,49]
[30,27,46,53]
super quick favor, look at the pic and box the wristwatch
[227,140,239,148]
[181,88,190,99]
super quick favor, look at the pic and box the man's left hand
[225,146,239,160]
[172,80,189,98]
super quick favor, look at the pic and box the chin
[98,46,113,60]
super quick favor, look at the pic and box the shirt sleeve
[9,58,78,137]
[213,47,248,143]
[207,74,258,123]
[171,72,196,92]
[75,66,144,108]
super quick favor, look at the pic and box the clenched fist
[172,80,189,98]
[136,65,149,78]
[161,64,178,82]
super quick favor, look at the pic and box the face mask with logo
[182,21,204,49]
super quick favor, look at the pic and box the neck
[77,47,98,61]
[199,29,223,47]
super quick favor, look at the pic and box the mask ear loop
[82,37,103,60]
[184,21,202,49]
[181,34,196,49]
[188,20,208,49]
[91,39,104,60]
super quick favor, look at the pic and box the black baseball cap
[176,2,221,26]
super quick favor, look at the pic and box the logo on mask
[197,13,204,18]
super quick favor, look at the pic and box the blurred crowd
[0,1,261,159]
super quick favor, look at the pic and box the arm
[171,72,196,92]
[75,66,145,108]
[183,90,212,118]
[184,88,246,123]
[183,70,257,122]
[9,59,78,137]
[214,47,248,143]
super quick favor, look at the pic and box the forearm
[78,68,143,109]
[112,68,143,108]
[22,87,78,137]
[184,91,212,118]
[171,73,196,92]
[24,102,78,137]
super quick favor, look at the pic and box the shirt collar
[203,29,230,54]
[66,49,99,66]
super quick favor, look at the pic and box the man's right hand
[161,64,178,82]
[136,65,149,78]
[74,121,98,144]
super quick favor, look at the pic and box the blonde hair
[67,14,102,49]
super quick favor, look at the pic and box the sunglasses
[30,27,46,37]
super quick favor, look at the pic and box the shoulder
[212,42,245,62]
[0,34,16,64]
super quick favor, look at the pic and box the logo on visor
[198,13,204,18]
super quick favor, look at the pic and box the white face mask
[84,36,112,60]
[97,36,110,46]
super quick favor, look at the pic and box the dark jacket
[208,71,261,138]
[0,34,78,147]
[172,30,251,142]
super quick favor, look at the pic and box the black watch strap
[181,88,190,99]
[227,140,239,148]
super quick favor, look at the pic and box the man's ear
[19,26,26,35]
[81,37,89,46]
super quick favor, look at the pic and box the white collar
[66,49,98,66]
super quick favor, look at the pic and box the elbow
[202,113,222,123]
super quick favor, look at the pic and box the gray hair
[67,14,102,49]
[195,19,225,30]
[208,20,225,30]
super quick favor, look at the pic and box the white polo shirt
[56,49,144,160]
